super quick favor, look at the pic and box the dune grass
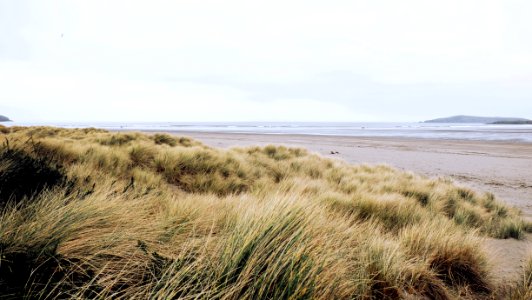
[0,125,531,299]
[513,256,532,299]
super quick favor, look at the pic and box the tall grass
[0,126,530,299]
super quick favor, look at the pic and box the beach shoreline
[136,130,532,217]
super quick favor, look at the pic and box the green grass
[0,126,531,299]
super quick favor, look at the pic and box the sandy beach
[148,131,532,283]
[162,132,532,215]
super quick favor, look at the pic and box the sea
[4,121,532,143]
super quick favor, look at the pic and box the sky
[1,0,532,122]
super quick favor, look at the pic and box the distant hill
[491,120,532,125]
[0,115,11,122]
[424,115,531,124]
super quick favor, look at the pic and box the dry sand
[144,130,532,284]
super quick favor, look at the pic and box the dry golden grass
[0,126,531,299]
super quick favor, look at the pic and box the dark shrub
[0,146,65,206]
[0,242,97,299]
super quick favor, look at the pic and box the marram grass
[0,126,531,299]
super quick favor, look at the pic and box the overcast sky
[1,0,532,122]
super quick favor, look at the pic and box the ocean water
[5,121,532,143]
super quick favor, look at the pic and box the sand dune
[152,131,532,284]
[165,132,531,216]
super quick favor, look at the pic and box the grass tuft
[153,133,177,146]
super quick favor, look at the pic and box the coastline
[137,130,532,218]
[136,130,532,283]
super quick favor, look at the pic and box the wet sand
[142,130,532,283]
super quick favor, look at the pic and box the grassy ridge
[0,126,531,299]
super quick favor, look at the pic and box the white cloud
[0,62,369,122]
[1,0,531,121]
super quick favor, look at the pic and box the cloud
[1,0,531,121]
[0,63,370,122]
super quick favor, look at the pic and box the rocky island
[424,115,531,124]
